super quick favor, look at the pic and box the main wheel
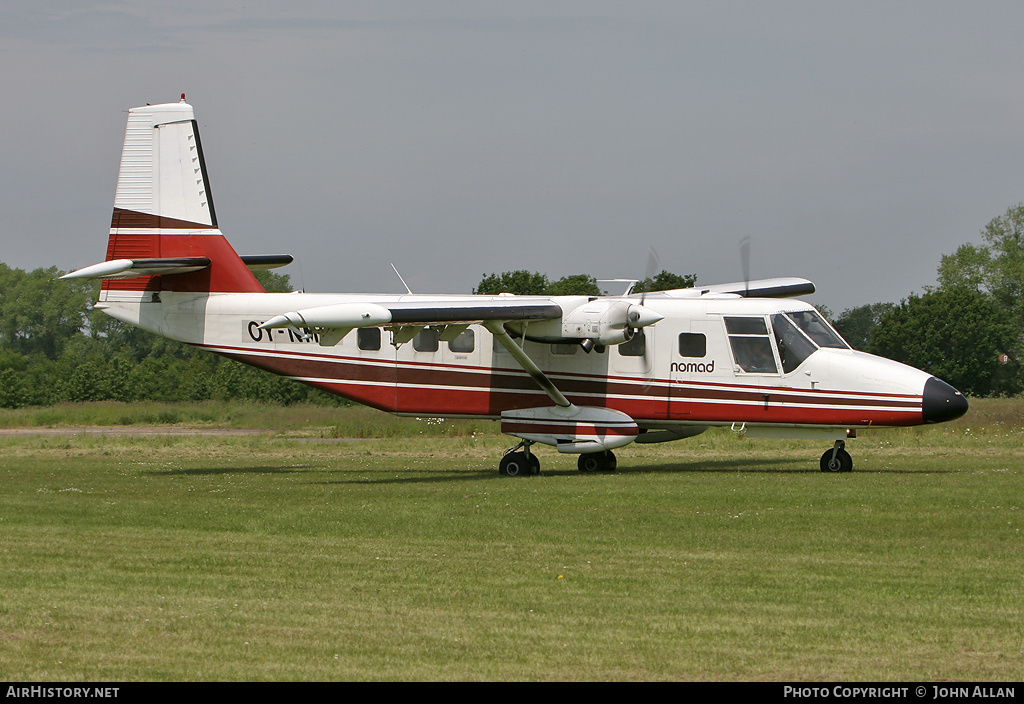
[578,451,617,472]
[604,450,617,471]
[500,452,530,477]
[820,448,853,472]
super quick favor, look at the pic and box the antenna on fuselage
[391,263,413,294]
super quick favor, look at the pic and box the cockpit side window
[724,316,779,374]
[771,313,817,373]
[786,310,849,349]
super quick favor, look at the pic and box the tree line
[1,203,1021,408]
[472,270,697,296]
[0,267,342,409]
[831,204,1023,397]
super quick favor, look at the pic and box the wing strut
[484,321,572,409]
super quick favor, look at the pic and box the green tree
[254,269,293,293]
[474,269,696,296]
[473,270,550,295]
[633,270,697,293]
[544,274,603,296]
[833,302,897,351]
[868,287,1018,397]
[0,264,93,360]
[937,203,1024,331]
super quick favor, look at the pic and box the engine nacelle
[560,300,662,345]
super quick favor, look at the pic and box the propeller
[740,236,751,297]
[630,246,661,339]
[630,246,662,379]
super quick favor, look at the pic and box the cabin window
[448,329,475,353]
[618,330,646,357]
[551,343,578,355]
[678,333,706,358]
[771,314,816,373]
[357,327,381,351]
[413,328,439,352]
[724,317,779,374]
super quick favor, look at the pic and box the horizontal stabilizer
[61,257,211,280]
[240,254,294,271]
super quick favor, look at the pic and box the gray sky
[3,1,1024,313]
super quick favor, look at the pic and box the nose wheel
[820,440,853,472]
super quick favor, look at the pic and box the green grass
[0,400,1021,681]
[0,400,486,437]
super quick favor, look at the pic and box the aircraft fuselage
[98,291,958,433]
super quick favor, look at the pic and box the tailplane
[63,96,272,296]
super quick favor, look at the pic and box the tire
[820,448,853,473]
[578,453,601,472]
[604,450,617,472]
[578,451,616,472]
[500,452,528,477]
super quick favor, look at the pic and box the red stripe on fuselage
[202,343,926,427]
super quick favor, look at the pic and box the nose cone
[922,377,969,424]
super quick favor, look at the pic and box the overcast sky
[3,1,1024,313]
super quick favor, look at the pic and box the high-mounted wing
[259,298,561,339]
[650,277,815,299]
[258,297,565,347]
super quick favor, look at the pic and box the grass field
[0,400,1021,681]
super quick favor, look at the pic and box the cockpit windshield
[725,309,851,376]
[786,310,849,349]
[771,314,817,373]
[766,310,850,374]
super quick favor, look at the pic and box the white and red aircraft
[63,98,968,475]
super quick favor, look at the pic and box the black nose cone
[922,377,969,424]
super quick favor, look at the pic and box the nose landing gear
[820,440,853,472]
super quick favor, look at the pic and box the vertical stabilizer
[102,97,262,297]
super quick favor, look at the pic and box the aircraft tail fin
[70,96,265,296]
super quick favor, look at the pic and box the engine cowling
[560,300,663,345]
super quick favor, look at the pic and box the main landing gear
[498,442,619,476]
[820,440,853,473]
[577,450,617,473]
[499,441,541,477]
